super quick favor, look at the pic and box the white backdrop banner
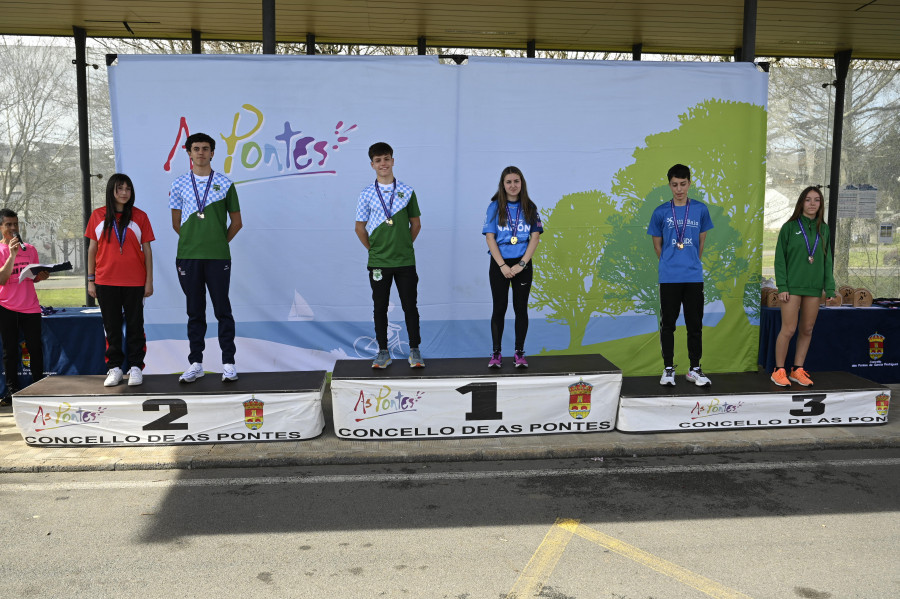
[109,55,768,374]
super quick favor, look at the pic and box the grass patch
[36,287,89,307]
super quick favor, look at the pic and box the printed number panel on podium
[331,355,622,439]
[13,372,326,446]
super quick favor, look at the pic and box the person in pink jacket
[0,208,49,405]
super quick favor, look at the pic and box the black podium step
[15,371,327,397]
[332,354,621,379]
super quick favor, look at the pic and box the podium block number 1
[457,382,503,421]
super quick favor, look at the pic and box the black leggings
[489,258,532,353]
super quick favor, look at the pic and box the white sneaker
[127,366,143,386]
[179,362,204,383]
[104,367,123,387]
[659,366,676,386]
[686,366,711,387]
[222,363,238,382]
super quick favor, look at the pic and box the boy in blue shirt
[647,164,714,386]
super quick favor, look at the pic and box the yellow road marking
[572,524,753,599]
[505,517,579,598]
[508,519,752,599]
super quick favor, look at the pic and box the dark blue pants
[176,259,235,364]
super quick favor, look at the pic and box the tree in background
[532,99,766,373]
[765,58,900,295]
[600,186,746,323]
[529,189,626,349]
[610,99,766,350]
[0,40,78,228]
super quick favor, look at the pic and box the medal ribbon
[374,179,396,221]
[112,217,127,253]
[505,202,521,240]
[670,199,691,247]
[190,170,214,216]
[798,218,819,261]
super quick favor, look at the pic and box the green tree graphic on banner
[530,189,628,349]
[532,99,766,375]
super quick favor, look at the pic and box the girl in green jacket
[772,186,836,387]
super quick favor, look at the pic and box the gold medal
[510,236,518,245]
[677,242,684,249]
[198,212,205,220]
[386,218,393,226]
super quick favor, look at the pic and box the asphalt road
[1,449,898,599]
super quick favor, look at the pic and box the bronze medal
[798,220,820,267]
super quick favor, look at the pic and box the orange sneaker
[789,367,813,386]
[770,368,790,387]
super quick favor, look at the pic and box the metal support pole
[191,29,202,54]
[741,0,757,61]
[263,0,276,54]
[73,27,94,306]
[306,33,315,55]
[827,50,852,256]
[733,47,742,62]
[417,37,426,55]
[527,40,536,58]
[632,43,642,61]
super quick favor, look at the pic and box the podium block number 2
[142,398,189,430]
[457,382,503,421]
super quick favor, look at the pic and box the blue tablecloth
[758,305,900,384]
[1,307,107,395]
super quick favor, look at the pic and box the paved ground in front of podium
[1,382,898,473]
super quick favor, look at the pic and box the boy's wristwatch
[518,260,527,268]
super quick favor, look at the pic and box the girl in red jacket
[86,174,155,387]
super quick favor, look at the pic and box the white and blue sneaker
[686,366,711,387]
[222,363,239,382]
[178,362,204,383]
[659,366,676,386]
